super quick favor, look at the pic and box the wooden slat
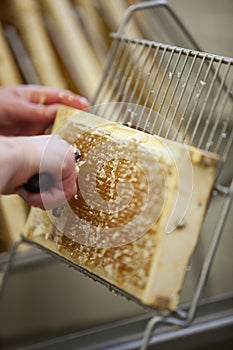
[40,0,102,100]
[73,0,109,66]
[11,0,66,87]
[0,195,29,252]
[0,22,22,85]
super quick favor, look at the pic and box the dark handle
[23,173,55,193]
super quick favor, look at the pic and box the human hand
[0,85,89,136]
[0,135,77,209]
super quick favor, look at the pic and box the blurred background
[0,0,232,349]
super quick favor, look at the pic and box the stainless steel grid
[93,35,233,164]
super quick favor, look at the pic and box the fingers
[18,180,77,210]
[0,85,89,137]
[18,102,61,124]
[19,84,90,110]
[16,135,78,209]
[9,98,57,122]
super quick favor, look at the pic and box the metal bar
[149,46,176,134]
[165,4,203,53]
[139,182,233,348]
[160,50,189,138]
[124,45,154,123]
[107,35,232,152]
[0,238,23,301]
[117,0,168,35]
[101,39,134,118]
[140,316,165,350]
[110,35,233,65]
[139,314,188,350]
[99,41,126,109]
[139,313,233,350]
[137,43,164,130]
[112,41,148,122]
[134,44,161,129]
[188,56,215,145]
[198,59,225,149]
[20,295,233,350]
[186,180,233,324]
[157,48,184,136]
[92,1,169,107]
[92,0,169,110]
[92,38,123,109]
[0,249,52,271]
[172,53,205,141]
[213,77,233,157]
[119,42,155,125]
[219,123,233,164]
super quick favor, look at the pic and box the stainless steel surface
[19,295,233,350]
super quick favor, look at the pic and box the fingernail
[80,96,89,105]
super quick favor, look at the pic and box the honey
[24,109,219,310]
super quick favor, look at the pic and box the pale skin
[0,84,89,209]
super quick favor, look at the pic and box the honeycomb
[25,110,219,310]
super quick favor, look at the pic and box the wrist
[0,136,24,193]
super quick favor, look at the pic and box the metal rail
[16,294,233,349]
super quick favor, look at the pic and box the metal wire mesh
[93,35,233,163]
